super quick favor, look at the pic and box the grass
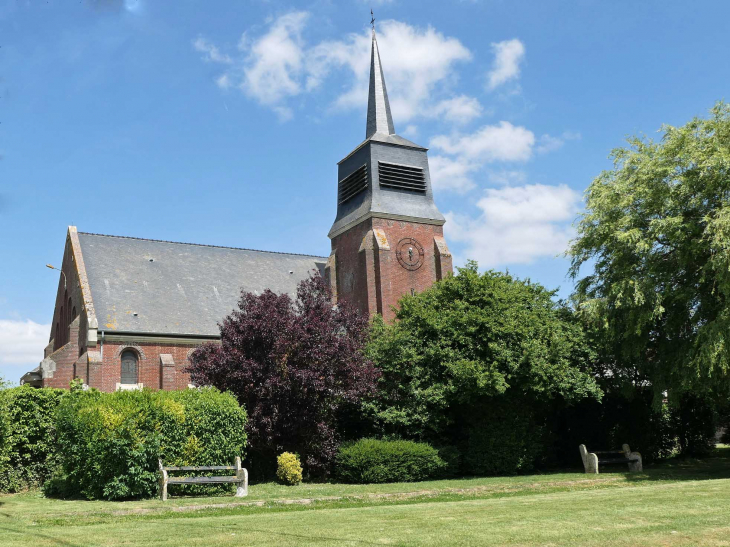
[1,447,729,546]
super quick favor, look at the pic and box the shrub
[0,389,9,484]
[51,387,247,500]
[335,439,446,484]
[0,385,65,492]
[674,393,717,457]
[436,446,462,478]
[551,389,719,467]
[465,401,545,476]
[276,452,303,485]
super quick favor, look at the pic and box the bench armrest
[621,444,643,472]
[578,444,599,474]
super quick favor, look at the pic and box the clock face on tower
[396,238,425,271]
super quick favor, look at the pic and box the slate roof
[78,232,327,337]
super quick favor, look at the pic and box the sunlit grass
[1,446,728,546]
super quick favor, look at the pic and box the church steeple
[326,25,452,322]
[366,30,395,139]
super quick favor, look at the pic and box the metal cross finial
[370,9,375,30]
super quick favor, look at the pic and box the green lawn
[2,447,730,546]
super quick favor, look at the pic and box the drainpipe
[100,330,105,360]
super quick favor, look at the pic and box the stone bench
[579,444,642,474]
[158,457,248,501]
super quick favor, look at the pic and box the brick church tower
[326,30,452,322]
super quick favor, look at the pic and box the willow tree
[568,102,730,395]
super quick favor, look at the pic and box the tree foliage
[568,102,730,394]
[186,273,379,476]
[364,262,601,443]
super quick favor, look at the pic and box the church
[20,31,452,391]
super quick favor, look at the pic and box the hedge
[49,387,247,500]
[464,402,545,476]
[0,385,65,492]
[336,439,446,483]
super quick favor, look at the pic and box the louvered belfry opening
[338,164,369,204]
[378,161,426,193]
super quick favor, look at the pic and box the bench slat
[592,450,625,455]
[163,466,237,471]
[167,476,241,484]
[597,458,631,464]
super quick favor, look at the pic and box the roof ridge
[77,231,328,259]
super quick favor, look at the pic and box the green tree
[568,102,730,395]
[364,263,601,444]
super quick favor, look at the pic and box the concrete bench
[158,457,248,501]
[579,444,642,474]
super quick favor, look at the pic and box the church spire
[366,29,396,139]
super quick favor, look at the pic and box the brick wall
[50,236,87,353]
[330,216,452,322]
[89,341,198,392]
[41,318,81,389]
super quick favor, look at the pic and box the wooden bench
[579,444,642,474]
[158,457,248,501]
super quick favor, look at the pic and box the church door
[121,350,138,385]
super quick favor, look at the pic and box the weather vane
[370,9,375,30]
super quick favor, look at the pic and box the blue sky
[1,0,729,382]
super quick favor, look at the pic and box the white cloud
[273,105,294,122]
[536,134,564,154]
[429,155,479,194]
[216,73,231,89]
[486,169,527,186]
[195,16,473,122]
[536,131,582,154]
[487,39,525,90]
[311,20,473,123]
[428,95,483,124]
[430,121,535,162]
[427,122,534,194]
[124,0,143,14]
[193,37,233,64]
[402,124,419,138]
[0,319,49,367]
[239,11,308,105]
[445,184,579,267]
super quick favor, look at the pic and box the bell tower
[326,29,452,321]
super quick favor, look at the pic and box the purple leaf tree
[186,273,379,476]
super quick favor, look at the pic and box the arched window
[121,350,139,385]
[68,298,73,324]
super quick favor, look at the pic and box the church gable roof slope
[77,232,326,337]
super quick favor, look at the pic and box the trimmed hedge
[336,439,446,483]
[50,387,247,500]
[465,402,545,476]
[0,385,65,492]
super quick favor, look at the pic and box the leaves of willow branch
[568,101,730,394]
